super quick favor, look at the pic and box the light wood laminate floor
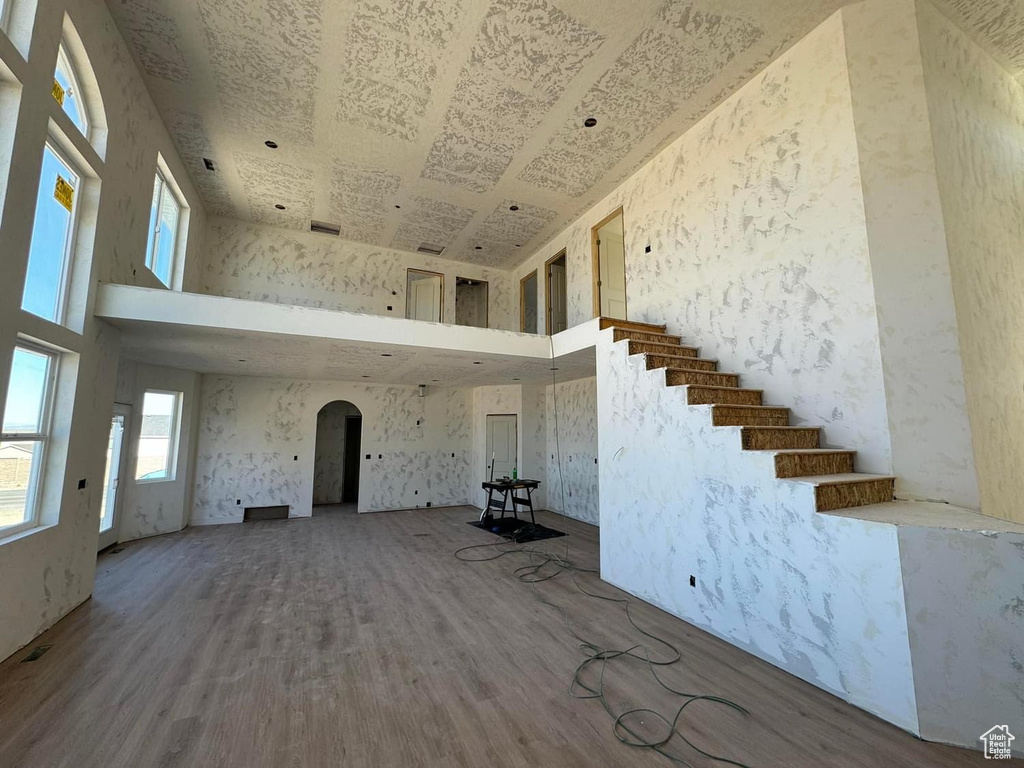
[0,506,1006,767]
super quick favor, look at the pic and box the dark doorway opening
[343,415,361,503]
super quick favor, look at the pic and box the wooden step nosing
[690,386,764,395]
[786,474,895,487]
[711,404,787,412]
[753,449,857,455]
[741,426,822,432]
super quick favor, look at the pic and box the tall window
[22,143,81,324]
[146,168,183,287]
[1,344,58,536]
[53,45,88,138]
[135,390,180,482]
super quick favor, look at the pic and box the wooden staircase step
[599,317,667,334]
[665,368,740,388]
[626,339,698,357]
[786,474,896,512]
[646,354,718,372]
[741,426,820,450]
[712,404,789,427]
[769,449,855,478]
[613,329,684,346]
[687,386,763,406]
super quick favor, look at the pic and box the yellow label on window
[54,175,75,212]
[52,79,65,106]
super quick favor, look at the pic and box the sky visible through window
[54,48,87,135]
[2,347,50,434]
[22,146,78,323]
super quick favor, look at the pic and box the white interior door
[549,263,567,334]
[407,272,442,322]
[98,403,131,551]
[486,414,517,481]
[597,214,627,319]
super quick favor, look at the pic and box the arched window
[53,43,88,138]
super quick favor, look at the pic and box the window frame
[0,342,59,539]
[22,139,84,327]
[145,166,184,288]
[0,0,11,33]
[134,389,181,484]
[54,43,90,140]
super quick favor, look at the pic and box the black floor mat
[468,517,567,542]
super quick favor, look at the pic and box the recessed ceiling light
[473,362,482,365]
[275,204,286,210]
[512,377,520,381]
[362,375,370,378]
[583,117,597,128]
[432,379,439,382]
[550,367,559,371]
[265,140,279,149]
[381,353,392,357]
[394,204,401,209]
[515,244,521,248]
[238,359,246,362]
[509,205,519,211]
[474,246,482,250]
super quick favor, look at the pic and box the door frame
[519,269,537,333]
[590,206,626,319]
[544,249,567,335]
[405,268,445,322]
[98,402,132,551]
[455,276,489,328]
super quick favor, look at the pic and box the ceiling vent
[416,243,445,256]
[310,220,341,236]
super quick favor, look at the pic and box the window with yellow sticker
[21,144,81,324]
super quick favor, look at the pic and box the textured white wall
[200,218,517,331]
[919,0,1024,525]
[518,10,893,478]
[192,377,473,521]
[596,331,919,730]
[899,524,1024,754]
[842,0,978,509]
[0,0,205,662]
[546,377,599,526]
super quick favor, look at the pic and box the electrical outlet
[77,478,87,489]
[645,244,652,254]
[689,575,696,588]
[236,499,241,505]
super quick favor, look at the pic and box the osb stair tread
[742,425,821,431]
[759,449,857,455]
[600,317,667,332]
[712,404,784,411]
[616,330,685,344]
[787,473,895,486]
[627,340,699,354]
[647,354,719,368]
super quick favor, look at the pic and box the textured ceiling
[107,0,1024,269]
[111,321,596,385]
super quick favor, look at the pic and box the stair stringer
[594,330,920,733]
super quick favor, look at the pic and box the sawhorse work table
[480,479,541,525]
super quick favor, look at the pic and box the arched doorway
[313,401,362,511]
